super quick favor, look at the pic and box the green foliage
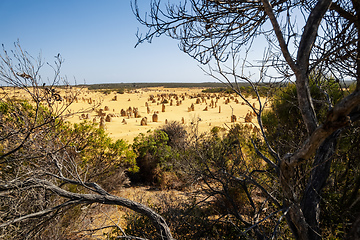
[261,74,359,238]
[348,81,357,92]
[59,121,137,191]
[99,89,112,95]
[193,124,260,174]
[0,97,138,238]
[210,125,224,136]
[131,130,179,187]
[0,99,55,168]
[0,99,39,123]
[239,85,271,98]
[202,87,234,94]
[201,85,271,98]
[93,88,126,94]
[320,122,360,238]
[116,88,125,94]
[261,83,306,155]
[0,101,11,114]
[262,76,345,155]
[130,123,190,189]
[0,99,137,186]
[118,124,276,239]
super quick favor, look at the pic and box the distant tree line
[202,85,273,98]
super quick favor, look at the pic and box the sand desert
[2,86,266,143]
[61,86,265,143]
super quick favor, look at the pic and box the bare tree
[133,0,360,239]
[0,43,174,240]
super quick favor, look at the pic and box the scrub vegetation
[1,0,360,239]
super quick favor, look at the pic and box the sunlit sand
[63,87,265,143]
[2,86,266,143]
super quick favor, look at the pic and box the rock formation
[99,116,105,129]
[152,113,158,122]
[120,109,126,117]
[231,115,237,122]
[245,113,253,123]
[140,117,148,126]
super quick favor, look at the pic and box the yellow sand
[63,87,267,143]
[1,86,267,143]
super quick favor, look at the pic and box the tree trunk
[280,130,341,240]
[301,130,341,240]
[280,158,309,240]
[0,178,174,240]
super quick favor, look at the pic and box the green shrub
[0,99,138,238]
[262,76,345,155]
[59,121,137,191]
[131,130,173,186]
[116,88,125,94]
[202,87,234,94]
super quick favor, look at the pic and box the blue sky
[0,1,266,84]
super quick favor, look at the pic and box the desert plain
[63,86,265,142]
[3,86,266,143]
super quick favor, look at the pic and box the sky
[0,1,266,85]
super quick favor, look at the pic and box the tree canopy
[133,0,360,239]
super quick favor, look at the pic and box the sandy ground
[2,86,267,143]
[62,87,267,143]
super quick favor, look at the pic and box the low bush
[59,121,137,191]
